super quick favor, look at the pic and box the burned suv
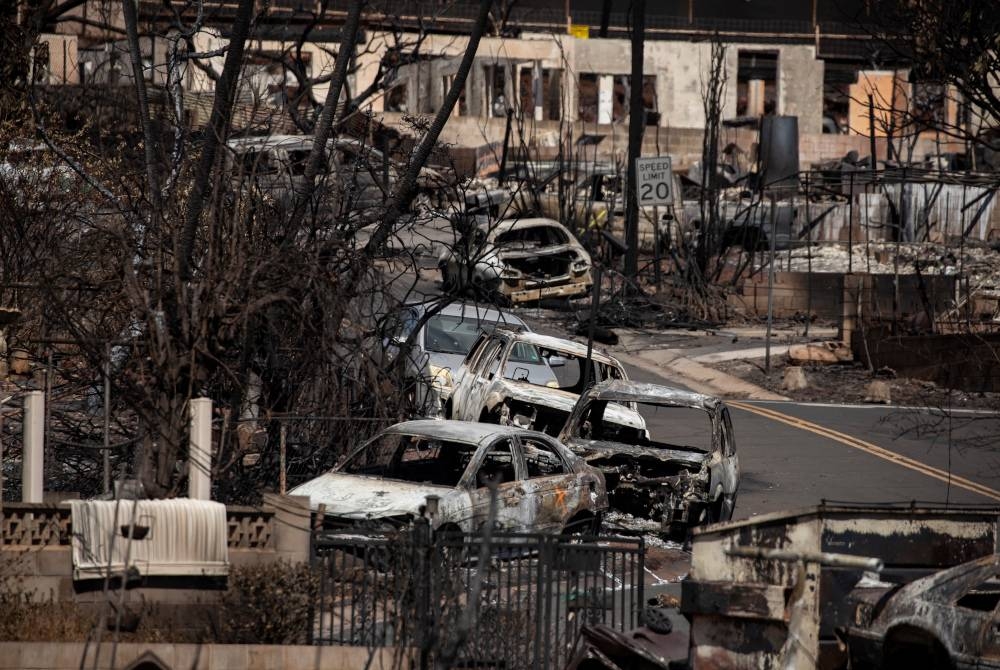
[447,328,644,437]
[558,380,739,537]
[439,217,592,304]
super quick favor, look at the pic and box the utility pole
[624,0,646,278]
[599,0,612,37]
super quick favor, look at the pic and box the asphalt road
[622,361,1000,519]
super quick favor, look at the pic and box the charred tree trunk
[177,0,255,281]
[696,39,725,276]
[623,0,645,278]
[121,0,161,210]
[302,0,365,187]
[364,0,494,255]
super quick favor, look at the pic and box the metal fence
[311,526,645,669]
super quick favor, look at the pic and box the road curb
[619,349,789,401]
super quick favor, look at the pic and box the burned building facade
[28,0,975,170]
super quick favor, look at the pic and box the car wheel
[560,512,599,539]
[883,630,952,670]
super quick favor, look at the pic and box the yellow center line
[728,400,1000,503]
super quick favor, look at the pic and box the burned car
[439,217,592,304]
[558,380,738,537]
[844,554,1000,669]
[379,301,534,417]
[448,328,644,438]
[290,420,607,535]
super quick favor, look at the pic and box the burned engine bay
[558,380,740,537]
[587,448,711,533]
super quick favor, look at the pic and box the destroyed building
[29,0,980,173]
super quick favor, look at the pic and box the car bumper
[504,280,591,303]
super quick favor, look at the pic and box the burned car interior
[505,345,622,395]
[576,400,712,453]
[341,434,479,487]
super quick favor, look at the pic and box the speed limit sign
[635,156,674,206]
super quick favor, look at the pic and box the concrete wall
[730,271,959,324]
[0,641,399,670]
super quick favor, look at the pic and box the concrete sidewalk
[612,335,789,401]
[519,310,841,401]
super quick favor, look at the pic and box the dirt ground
[713,354,1000,410]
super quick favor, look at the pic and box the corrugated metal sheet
[69,499,229,580]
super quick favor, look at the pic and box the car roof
[584,379,721,411]
[386,419,551,446]
[492,328,617,365]
[407,301,528,329]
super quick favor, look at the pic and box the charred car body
[290,420,607,535]
[447,328,644,438]
[559,380,739,536]
[844,554,1000,669]
[439,217,592,304]
[378,301,533,417]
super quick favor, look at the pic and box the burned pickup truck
[558,380,739,537]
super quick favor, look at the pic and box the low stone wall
[0,495,312,604]
[0,641,399,670]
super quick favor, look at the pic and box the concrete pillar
[598,74,614,124]
[533,61,544,122]
[747,79,766,117]
[22,391,44,503]
[188,397,212,500]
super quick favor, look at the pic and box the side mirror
[547,355,567,368]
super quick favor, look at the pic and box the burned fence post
[765,194,778,375]
[584,265,603,389]
[279,422,287,496]
[805,172,812,337]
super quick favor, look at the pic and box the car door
[459,336,508,422]
[450,333,493,419]
[515,435,584,533]
[712,406,740,519]
[466,437,529,532]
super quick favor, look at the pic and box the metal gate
[311,526,645,669]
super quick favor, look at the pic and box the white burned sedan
[290,420,607,535]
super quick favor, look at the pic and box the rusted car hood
[567,438,708,468]
[289,472,460,520]
[491,380,646,428]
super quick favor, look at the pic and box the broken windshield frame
[576,400,713,453]
[504,346,620,394]
[339,433,479,487]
